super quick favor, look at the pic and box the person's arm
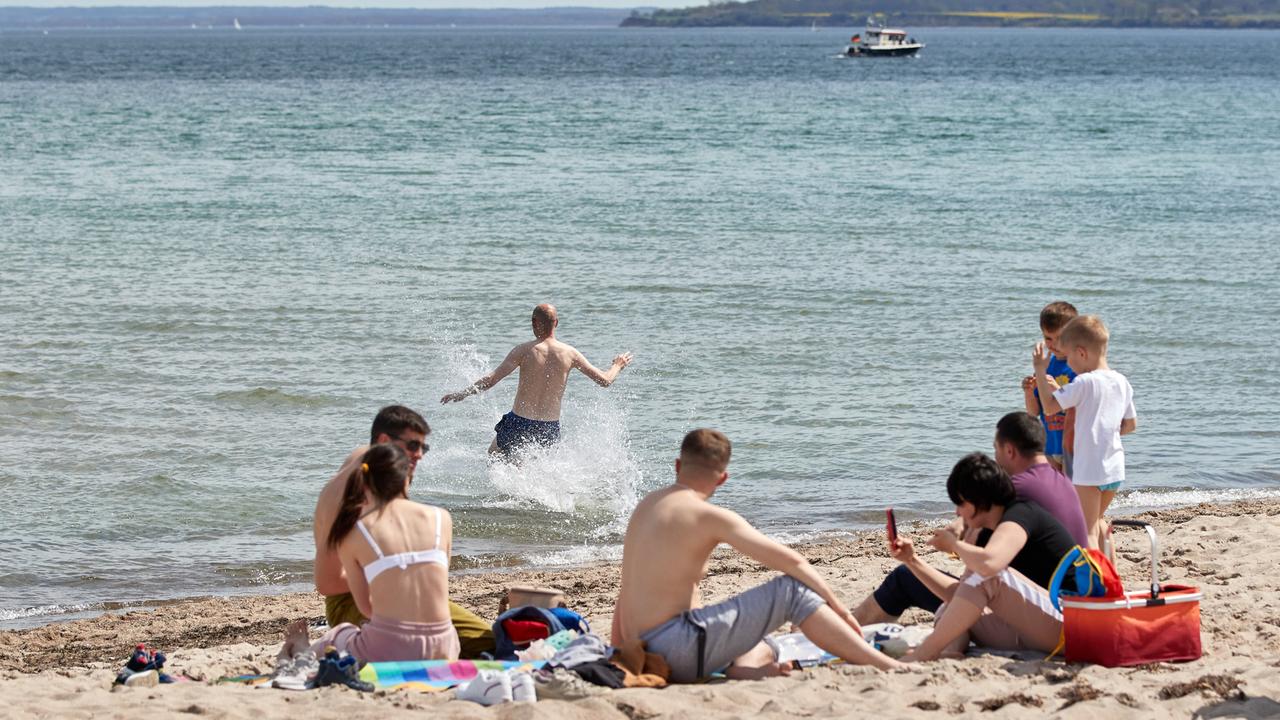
[1031,343,1066,416]
[1021,376,1040,416]
[437,507,453,558]
[928,521,1027,578]
[715,509,860,632]
[1120,392,1137,435]
[572,349,633,388]
[890,536,961,603]
[441,345,526,403]
[341,548,374,620]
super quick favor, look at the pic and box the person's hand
[888,535,915,563]
[1021,375,1037,395]
[440,392,466,404]
[1032,342,1052,375]
[928,527,960,555]
[613,352,634,368]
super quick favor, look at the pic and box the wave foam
[1112,486,1280,510]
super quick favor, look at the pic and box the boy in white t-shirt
[1032,315,1136,550]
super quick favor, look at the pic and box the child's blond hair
[1059,315,1109,356]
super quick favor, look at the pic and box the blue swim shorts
[494,411,560,455]
[1098,481,1123,493]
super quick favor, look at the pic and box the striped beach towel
[358,659,547,693]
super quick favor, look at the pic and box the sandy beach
[4,498,1279,719]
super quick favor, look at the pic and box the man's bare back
[612,485,725,643]
[611,430,903,679]
[440,304,631,452]
[314,447,365,596]
[492,337,589,422]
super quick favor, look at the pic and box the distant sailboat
[233,18,242,31]
[811,20,818,31]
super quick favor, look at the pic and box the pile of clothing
[455,633,671,705]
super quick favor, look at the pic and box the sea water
[1,27,1278,628]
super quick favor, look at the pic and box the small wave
[766,528,857,546]
[0,370,34,381]
[213,560,313,587]
[13,339,88,350]
[212,387,340,408]
[521,544,624,567]
[1112,486,1280,511]
[0,602,104,622]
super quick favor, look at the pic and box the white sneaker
[456,670,513,706]
[533,668,606,701]
[510,672,536,703]
[123,670,159,687]
[272,650,318,690]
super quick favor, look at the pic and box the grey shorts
[639,575,826,683]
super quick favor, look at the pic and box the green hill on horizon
[621,0,1280,27]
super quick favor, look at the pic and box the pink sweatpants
[315,615,460,663]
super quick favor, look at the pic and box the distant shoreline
[0,6,633,30]
[3,5,1277,30]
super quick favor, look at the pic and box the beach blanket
[216,673,274,686]
[357,659,548,693]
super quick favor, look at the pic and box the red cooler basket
[1058,520,1203,667]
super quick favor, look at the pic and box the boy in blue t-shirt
[1022,301,1078,476]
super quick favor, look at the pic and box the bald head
[532,303,558,339]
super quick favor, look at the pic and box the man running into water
[440,303,633,458]
[611,429,903,681]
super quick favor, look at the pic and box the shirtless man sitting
[611,429,903,681]
[440,303,632,458]
[313,405,494,658]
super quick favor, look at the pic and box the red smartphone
[886,508,898,544]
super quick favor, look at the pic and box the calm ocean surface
[2,26,1278,628]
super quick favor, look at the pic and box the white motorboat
[843,22,924,57]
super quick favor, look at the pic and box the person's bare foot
[725,661,793,680]
[278,618,311,661]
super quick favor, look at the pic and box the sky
[0,0,695,8]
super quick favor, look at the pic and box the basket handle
[1110,519,1160,598]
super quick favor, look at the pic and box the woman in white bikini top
[326,443,453,627]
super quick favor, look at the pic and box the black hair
[995,412,1046,457]
[328,443,412,549]
[946,452,1016,512]
[370,405,429,444]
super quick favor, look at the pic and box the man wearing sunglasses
[441,303,632,459]
[312,404,495,658]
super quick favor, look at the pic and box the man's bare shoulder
[507,339,540,361]
[632,486,729,524]
[318,447,366,504]
[547,338,581,360]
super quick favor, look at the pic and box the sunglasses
[389,435,429,454]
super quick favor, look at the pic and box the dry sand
[4,499,1279,719]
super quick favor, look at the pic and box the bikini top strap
[433,507,443,550]
[355,519,386,559]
